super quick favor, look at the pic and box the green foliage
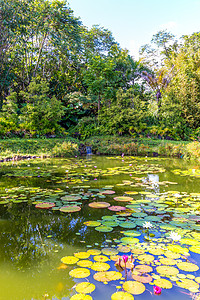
[0,91,20,137]
[98,88,148,136]
[0,137,79,159]
[20,80,65,136]
[71,117,99,139]
[51,141,79,157]
[183,141,200,161]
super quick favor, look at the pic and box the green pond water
[0,155,200,300]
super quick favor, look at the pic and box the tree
[20,80,65,135]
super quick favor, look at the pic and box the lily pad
[177,262,199,272]
[60,205,81,213]
[156,266,179,276]
[111,291,134,300]
[84,221,101,227]
[108,206,126,211]
[69,268,90,278]
[70,294,93,300]
[138,254,154,262]
[119,222,136,229]
[120,237,139,244]
[35,202,55,209]
[114,196,133,202]
[61,256,79,265]
[89,202,110,208]
[93,255,109,262]
[87,249,101,256]
[77,260,93,268]
[95,226,113,232]
[154,278,173,289]
[93,271,122,282]
[75,282,95,294]
[74,252,90,259]
[102,248,119,255]
[132,273,152,283]
[123,281,145,295]
[91,262,110,271]
[176,279,199,292]
[101,190,115,195]
[61,195,81,201]
[159,258,177,265]
[135,265,153,273]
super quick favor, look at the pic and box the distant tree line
[0,0,200,140]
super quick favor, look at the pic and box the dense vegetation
[0,0,200,142]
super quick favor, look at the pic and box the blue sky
[69,0,200,59]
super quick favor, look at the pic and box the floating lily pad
[101,190,115,195]
[84,221,101,227]
[135,265,153,273]
[123,231,141,237]
[89,202,110,208]
[156,266,179,276]
[132,273,152,283]
[111,291,134,300]
[69,268,90,278]
[164,251,181,259]
[176,279,199,292]
[77,260,93,268]
[167,245,189,255]
[61,256,79,265]
[120,237,139,244]
[91,262,110,271]
[61,195,81,201]
[159,258,177,265]
[102,221,119,227]
[108,206,126,211]
[60,205,81,213]
[154,278,173,289]
[114,197,133,202]
[93,271,122,282]
[35,202,55,209]
[93,255,109,262]
[75,282,95,294]
[74,252,90,259]
[117,246,130,253]
[119,222,136,229]
[87,249,101,256]
[125,191,138,195]
[123,281,145,295]
[70,294,93,300]
[102,248,119,255]
[177,262,199,272]
[190,246,200,254]
[138,254,154,262]
[95,226,113,232]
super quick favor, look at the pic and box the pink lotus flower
[122,255,128,264]
[153,286,162,295]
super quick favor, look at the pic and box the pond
[0,155,200,300]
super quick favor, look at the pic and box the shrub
[51,141,79,157]
[20,80,65,136]
[183,141,200,161]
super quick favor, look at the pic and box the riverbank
[0,136,199,162]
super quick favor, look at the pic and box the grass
[84,135,189,157]
[0,135,197,161]
[0,137,79,160]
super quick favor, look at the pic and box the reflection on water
[0,156,199,299]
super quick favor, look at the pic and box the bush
[20,80,65,136]
[71,117,99,139]
[51,141,79,157]
[183,141,200,161]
